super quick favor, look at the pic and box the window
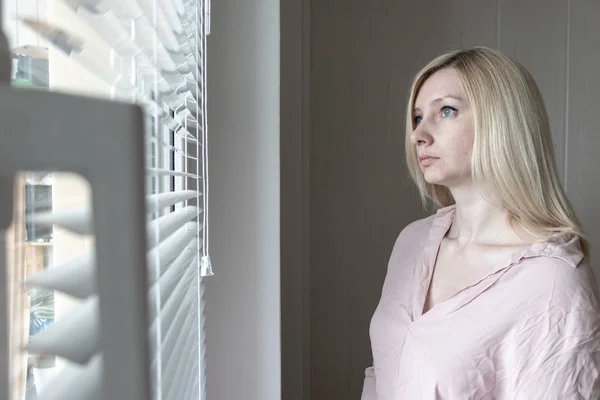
[1,0,212,399]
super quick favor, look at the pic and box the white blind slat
[149,298,195,394]
[27,208,92,234]
[162,318,197,378]
[27,208,92,235]
[27,297,99,364]
[165,336,198,400]
[147,168,200,179]
[183,380,201,400]
[173,0,185,16]
[164,338,196,400]
[133,0,181,52]
[158,0,184,35]
[147,222,199,282]
[147,206,198,247]
[148,247,196,312]
[158,268,196,336]
[37,355,102,400]
[149,267,195,351]
[149,322,194,399]
[25,252,96,299]
[146,190,198,212]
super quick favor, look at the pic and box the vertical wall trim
[280,0,311,397]
[302,0,311,398]
[564,0,571,187]
[495,0,501,48]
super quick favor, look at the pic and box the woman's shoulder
[512,234,600,315]
[388,212,442,261]
[397,214,436,241]
[381,214,439,290]
[394,205,454,245]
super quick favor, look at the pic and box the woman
[362,47,600,399]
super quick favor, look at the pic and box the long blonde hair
[405,47,588,255]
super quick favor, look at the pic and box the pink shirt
[362,205,600,400]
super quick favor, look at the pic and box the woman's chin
[422,172,446,185]
[423,172,470,188]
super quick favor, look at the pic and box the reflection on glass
[25,176,53,243]
[22,175,55,400]
[7,23,53,397]
[12,46,49,90]
[10,171,94,400]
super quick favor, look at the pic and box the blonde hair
[405,47,588,256]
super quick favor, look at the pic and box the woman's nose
[410,124,432,146]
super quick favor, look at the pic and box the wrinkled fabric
[362,205,600,400]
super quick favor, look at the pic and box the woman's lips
[419,156,438,167]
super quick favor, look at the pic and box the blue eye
[441,106,456,118]
[414,115,423,126]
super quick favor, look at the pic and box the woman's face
[410,68,474,189]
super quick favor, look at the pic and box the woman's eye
[441,106,456,118]
[414,115,423,125]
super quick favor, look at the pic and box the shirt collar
[430,205,584,268]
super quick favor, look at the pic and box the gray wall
[566,0,600,268]
[281,0,311,399]
[308,0,600,399]
[206,0,281,399]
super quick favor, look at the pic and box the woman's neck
[447,185,527,247]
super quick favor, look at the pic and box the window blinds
[0,0,212,399]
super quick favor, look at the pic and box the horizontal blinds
[17,0,212,399]
[27,201,200,245]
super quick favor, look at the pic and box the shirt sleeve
[361,366,377,400]
[514,310,600,400]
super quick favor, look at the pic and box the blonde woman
[362,47,600,400]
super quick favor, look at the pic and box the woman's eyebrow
[414,95,465,113]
